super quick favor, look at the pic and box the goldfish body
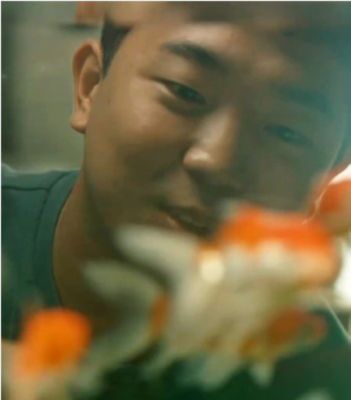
[82,202,341,390]
[315,179,351,237]
[7,309,91,400]
[142,206,338,388]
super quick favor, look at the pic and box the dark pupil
[174,83,204,104]
[278,127,295,141]
[266,125,308,146]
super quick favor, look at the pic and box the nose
[182,108,245,197]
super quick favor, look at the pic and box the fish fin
[296,389,334,400]
[143,345,181,378]
[84,261,162,306]
[75,318,152,394]
[181,354,242,390]
[249,362,275,386]
[114,226,198,282]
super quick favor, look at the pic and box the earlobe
[70,40,103,134]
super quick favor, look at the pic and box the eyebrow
[161,41,229,73]
[161,41,333,117]
[274,84,333,118]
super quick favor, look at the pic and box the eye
[162,80,207,106]
[264,124,313,148]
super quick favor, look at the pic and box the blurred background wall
[2,1,102,171]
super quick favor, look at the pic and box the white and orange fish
[79,200,343,391]
[313,179,351,238]
[5,309,91,400]
[138,206,338,388]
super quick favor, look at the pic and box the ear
[70,40,103,134]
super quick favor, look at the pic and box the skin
[53,3,351,335]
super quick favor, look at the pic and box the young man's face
[74,3,349,238]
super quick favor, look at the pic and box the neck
[53,172,119,336]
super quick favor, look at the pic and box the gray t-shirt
[2,165,78,339]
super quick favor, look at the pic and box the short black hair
[100,19,131,76]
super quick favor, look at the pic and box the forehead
[106,2,350,68]
[106,2,349,98]
[106,2,351,28]
[105,2,349,122]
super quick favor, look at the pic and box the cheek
[245,143,330,211]
[84,78,197,195]
[98,79,197,178]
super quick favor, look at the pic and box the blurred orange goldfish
[314,179,351,237]
[81,201,341,390]
[213,205,339,287]
[7,309,91,400]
